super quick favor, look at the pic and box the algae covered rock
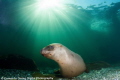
[86,61,110,71]
[0,54,39,71]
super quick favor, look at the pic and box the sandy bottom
[77,66,120,80]
[0,66,120,80]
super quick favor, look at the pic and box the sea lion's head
[40,43,63,59]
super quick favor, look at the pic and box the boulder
[0,54,39,71]
[86,61,110,71]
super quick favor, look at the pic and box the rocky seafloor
[0,66,120,80]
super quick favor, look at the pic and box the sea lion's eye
[45,45,54,51]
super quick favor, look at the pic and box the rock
[0,54,39,71]
[86,61,110,71]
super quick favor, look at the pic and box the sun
[38,0,62,9]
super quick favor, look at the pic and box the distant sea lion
[40,43,86,78]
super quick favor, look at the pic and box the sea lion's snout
[40,45,54,57]
[40,49,48,57]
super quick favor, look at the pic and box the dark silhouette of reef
[86,61,110,71]
[0,54,39,71]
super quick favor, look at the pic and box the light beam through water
[14,0,97,57]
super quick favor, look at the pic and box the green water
[0,0,120,68]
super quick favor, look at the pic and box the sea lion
[40,43,86,78]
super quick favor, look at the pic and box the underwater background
[0,0,120,70]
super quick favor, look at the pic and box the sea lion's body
[41,43,86,78]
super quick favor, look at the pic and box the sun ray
[13,0,91,48]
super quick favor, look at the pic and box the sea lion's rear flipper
[54,69,63,78]
[85,68,89,73]
[54,69,60,74]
